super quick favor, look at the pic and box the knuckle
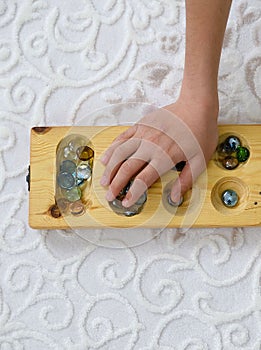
[121,160,134,175]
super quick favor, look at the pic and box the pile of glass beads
[216,135,250,170]
[56,135,94,216]
[108,180,147,217]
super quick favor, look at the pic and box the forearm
[180,0,232,103]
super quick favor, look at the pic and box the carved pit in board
[211,177,249,215]
[162,179,202,217]
[214,132,250,171]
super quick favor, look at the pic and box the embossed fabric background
[0,1,261,349]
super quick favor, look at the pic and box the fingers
[100,125,137,165]
[106,158,148,202]
[170,155,205,203]
[100,138,141,186]
[121,163,160,207]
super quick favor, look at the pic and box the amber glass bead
[76,146,94,161]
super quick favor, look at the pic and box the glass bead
[217,142,232,156]
[56,198,70,213]
[222,189,238,207]
[224,136,241,152]
[62,187,81,202]
[135,192,147,205]
[76,177,85,186]
[63,146,77,160]
[69,200,85,216]
[76,163,92,180]
[236,146,250,162]
[76,146,94,161]
[57,172,75,190]
[108,180,147,217]
[68,136,86,152]
[60,160,76,174]
[222,156,239,170]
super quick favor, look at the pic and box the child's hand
[100,95,219,208]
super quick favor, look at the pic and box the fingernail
[168,193,183,207]
[122,192,132,207]
[122,199,129,207]
[100,175,108,186]
[106,189,115,201]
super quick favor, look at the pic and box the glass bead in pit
[224,136,241,152]
[68,136,86,152]
[69,200,85,216]
[63,187,81,202]
[76,146,94,161]
[108,180,147,217]
[63,146,77,160]
[217,142,232,156]
[236,146,250,162]
[57,172,75,190]
[60,160,77,174]
[76,163,92,180]
[56,198,70,213]
[222,189,238,207]
[222,156,239,170]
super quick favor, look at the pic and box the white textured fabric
[0,1,261,349]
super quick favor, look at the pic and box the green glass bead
[62,187,81,202]
[236,146,250,162]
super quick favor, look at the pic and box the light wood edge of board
[29,125,261,229]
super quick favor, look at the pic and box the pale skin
[100,0,233,207]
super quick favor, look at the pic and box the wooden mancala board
[29,125,261,229]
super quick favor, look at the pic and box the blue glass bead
[224,136,241,152]
[60,160,76,174]
[222,189,238,207]
[57,172,75,190]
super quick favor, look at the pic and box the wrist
[179,77,219,113]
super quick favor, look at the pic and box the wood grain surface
[29,125,261,229]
